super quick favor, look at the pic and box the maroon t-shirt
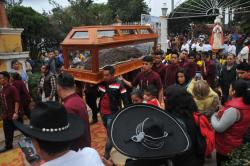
[164,64,180,87]
[12,80,31,109]
[132,70,163,91]
[183,62,198,79]
[202,60,216,86]
[0,84,20,120]
[63,93,91,150]
[152,63,167,83]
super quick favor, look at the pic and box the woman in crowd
[211,80,250,166]
[175,69,191,88]
[10,60,28,87]
[165,85,205,166]
[187,80,220,118]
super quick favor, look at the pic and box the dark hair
[188,51,195,58]
[10,72,22,80]
[171,51,179,57]
[143,56,153,63]
[42,64,50,71]
[36,139,70,156]
[144,84,158,97]
[231,79,250,105]
[11,60,19,68]
[103,65,115,75]
[153,50,164,56]
[0,71,10,80]
[165,85,198,118]
[236,63,250,71]
[57,73,75,89]
[176,69,190,85]
[130,88,143,100]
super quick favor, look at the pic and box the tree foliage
[7,6,54,58]
[108,0,149,22]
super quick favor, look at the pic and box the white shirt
[196,43,203,52]
[181,43,190,53]
[42,148,104,166]
[191,43,196,50]
[238,46,249,63]
[228,45,236,55]
[203,44,212,52]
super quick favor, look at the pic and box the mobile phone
[195,72,202,81]
[18,137,40,163]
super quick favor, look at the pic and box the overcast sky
[21,0,186,17]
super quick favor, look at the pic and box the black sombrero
[111,104,190,159]
[14,102,85,142]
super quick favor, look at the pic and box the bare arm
[120,76,133,88]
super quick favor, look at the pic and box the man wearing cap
[57,73,91,150]
[0,71,20,153]
[14,102,104,166]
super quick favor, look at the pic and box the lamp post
[190,22,194,38]
[160,3,168,53]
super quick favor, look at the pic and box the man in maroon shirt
[0,71,20,153]
[164,51,180,88]
[57,73,91,150]
[152,51,166,83]
[202,51,216,88]
[122,56,163,106]
[179,49,189,68]
[185,52,198,79]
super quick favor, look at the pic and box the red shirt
[132,70,163,91]
[0,84,20,120]
[146,98,160,108]
[100,93,112,115]
[63,93,91,150]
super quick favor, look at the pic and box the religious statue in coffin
[210,16,224,52]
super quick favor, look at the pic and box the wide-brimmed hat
[111,104,190,159]
[14,102,85,142]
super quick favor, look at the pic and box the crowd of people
[0,32,250,166]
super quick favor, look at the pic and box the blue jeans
[102,114,113,157]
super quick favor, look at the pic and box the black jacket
[219,64,237,92]
[98,78,130,114]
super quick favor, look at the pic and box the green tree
[7,6,56,59]
[108,0,149,22]
[232,0,250,33]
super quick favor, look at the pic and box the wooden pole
[62,47,69,69]
[91,48,99,73]
[0,1,8,28]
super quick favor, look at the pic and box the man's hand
[12,113,19,120]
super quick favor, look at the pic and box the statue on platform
[210,15,224,52]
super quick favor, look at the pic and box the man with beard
[152,51,166,83]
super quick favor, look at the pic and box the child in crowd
[143,84,161,108]
[130,89,143,104]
